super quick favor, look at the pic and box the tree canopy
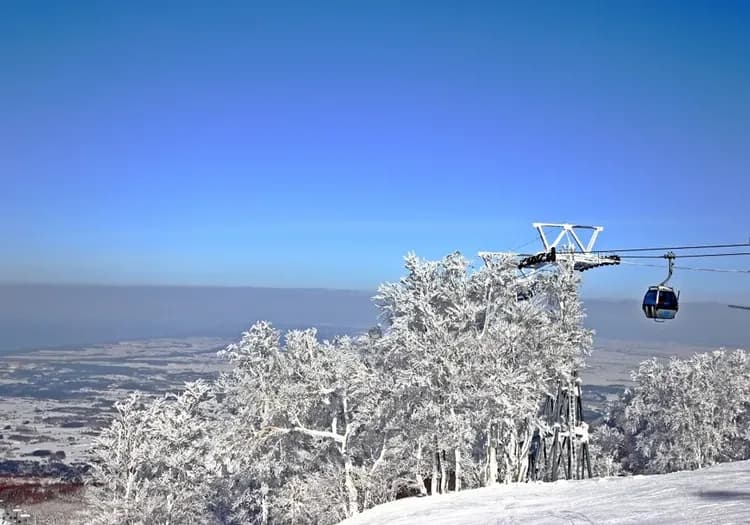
[83,252,593,525]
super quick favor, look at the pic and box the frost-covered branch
[263,425,345,444]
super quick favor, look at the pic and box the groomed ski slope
[340,460,750,524]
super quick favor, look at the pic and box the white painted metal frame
[479,222,619,272]
[533,223,603,254]
[532,223,615,271]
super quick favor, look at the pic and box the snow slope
[340,460,750,524]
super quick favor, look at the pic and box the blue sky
[1,1,749,299]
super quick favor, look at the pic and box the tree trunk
[550,427,560,481]
[489,445,498,485]
[261,482,269,525]
[342,396,359,517]
[488,425,498,486]
[455,448,462,492]
[431,438,439,496]
[416,441,428,496]
[344,453,359,516]
[365,437,388,508]
[502,431,517,484]
[517,431,531,483]
[440,450,448,494]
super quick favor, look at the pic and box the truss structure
[479,223,621,273]
[527,223,620,271]
[532,373,593,482]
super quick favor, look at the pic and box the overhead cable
[619,260,750,274]
[617,251,750,259]
[592,242,750,254]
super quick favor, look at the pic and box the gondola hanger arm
[659,252,676,286]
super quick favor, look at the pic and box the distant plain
[0,284,747,463]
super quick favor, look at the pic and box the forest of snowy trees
[79,252,750,525]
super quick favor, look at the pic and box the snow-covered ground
[0,337,230,463]
[341,460,750,525]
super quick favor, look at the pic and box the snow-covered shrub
[588,424,625,477]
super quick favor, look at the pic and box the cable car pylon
[479,223,621,272]
[521,223,621,271]
[479,223,620,303]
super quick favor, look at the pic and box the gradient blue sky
[1,1,749,299]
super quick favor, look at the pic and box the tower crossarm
[533,223,603,253]
[521,223,620,271]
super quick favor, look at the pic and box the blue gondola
[642,252,679,321]
[642,285,679,320]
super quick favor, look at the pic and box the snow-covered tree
[83,380,222,525]
[602,349,750,475]
[85,250,594,523]
[215,322,383,523]
[374,253,591,491]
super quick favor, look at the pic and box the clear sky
[1,1,749,300]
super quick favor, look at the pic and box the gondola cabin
[642,285,679,320]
